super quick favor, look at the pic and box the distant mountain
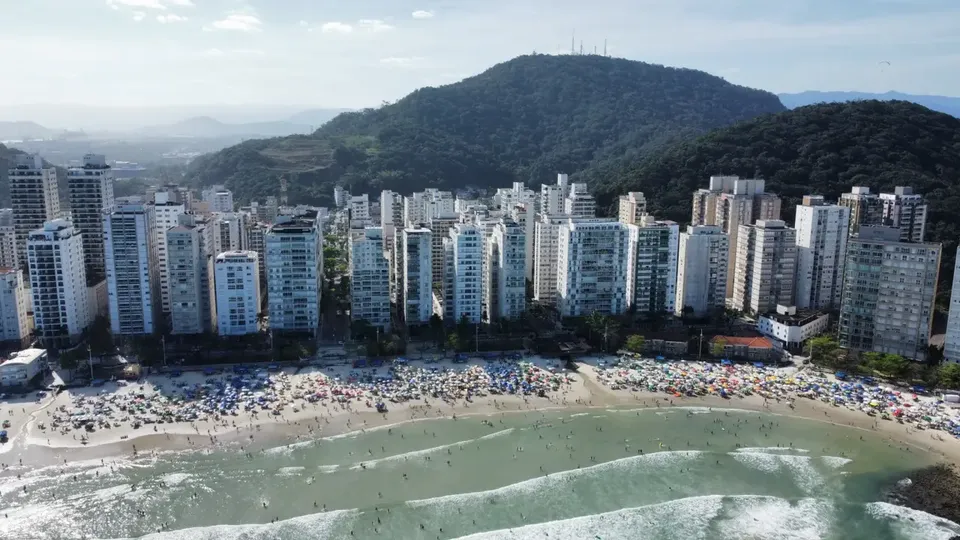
[137,116,314,139]
[779,91,960,118]
[186,54,786,206]
[0,121,58,141]
[287,109,353,128]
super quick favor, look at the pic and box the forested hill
[185,54,785,205]
[590,100,960,297]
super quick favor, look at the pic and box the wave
[866,501,960,540]
[734,447,810,454]
[348,428,515,470]
[729,452,850,495]
[103,509,357,540]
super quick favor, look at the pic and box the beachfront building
[429,213,460,287]
[245,221,268,281]
[556,220,630,317]
[880,186,927,243]
[625,216,679,315]
[793,196,850,310]
[27,220,92,345]
[104,203,160,335]
[265,213,322,334]
[0,224,18,274]
[487,219,526,321]
[618,192,648,226]
[202,185,234,213]
[66,153,115,282]
[152,191,186,315]
[839,226,941,361]
[214,251,260,336]
[349,227,391,331]
[540,173,570,216]
[674,225,728,318]
[731,220,797,315]
[449,224,484,324]
[402,228,433,324]
[0,268,29,346]
[838,186,882,237]
[9,154,61,271]
[563,183,596,218]
[945,246,960,363]
[167,215,216,335]
[691,176,781,298]
[757,305,830,353]
[509,202,535,281]
[0,349,47,388]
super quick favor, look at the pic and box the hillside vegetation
[186,54,785,205]
[591,100,960,294]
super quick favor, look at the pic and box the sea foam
[865,501,960,540]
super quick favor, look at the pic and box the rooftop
[762,309,827,327]
[2,348,46,366]
[711,336,775,349]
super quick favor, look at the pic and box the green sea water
[0,406,957,540]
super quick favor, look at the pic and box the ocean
[1,406,957,540]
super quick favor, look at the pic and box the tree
[807,336,840,368]
[863,353,911,380]
[447,333,463,353]
[351,319,373,341]
[711,340,726,358]
[625,335,645,354]
[429,314,445,348]
[939,362,960,389]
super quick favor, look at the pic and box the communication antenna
[579,41,583,55]
[604,39,607,56]
[280,175,288,205]
[571,30,575,54]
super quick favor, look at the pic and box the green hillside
[186,54,785,205]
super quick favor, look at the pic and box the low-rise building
[710,335,779,362]
[0,348,46,388]
[756,305,830,352]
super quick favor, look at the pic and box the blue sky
[3,0,960,107]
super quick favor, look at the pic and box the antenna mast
[280,175,288,206]
[571,30,575,54]
[604,39,607,56]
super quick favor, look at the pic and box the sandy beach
[2,355,960,468]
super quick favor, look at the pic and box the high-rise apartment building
[510,202,535,281]
[449,224,483,324]
[540,174,570,216]
[618,192,648,226]
[731,220,797,315]
[838,226,940,360]
[211,212,248,255]
[349,194,370,224]
[533,215,564,306]
[104,203,160,335]
[0,268,29,345]
[67,154,114,282]
[404,189,455,227]
[167,215,215,335]
[152,192,186,315]
[625,216,679,314]
[944,246,960,363]
[880,186,927,243]
[794,196,850,310]
[838,186,882,237]
[493,182,536,210]
[350,227,391,331]
[429,213,459,288]
[675,226,729,318]
[27,220,91,344]
[214,251,260,336]
[9,154,61,270]
[563,183,596,218]
[0,224,17,270]
[402,228,433,324]
[202,185,234,213]
[245,221,268,281]
[556,220,630,317]
[265,213,322,334]
[485,219,526,321]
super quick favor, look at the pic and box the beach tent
[835,371,847,380]
[753,362,764,368]
[721,359,732,366]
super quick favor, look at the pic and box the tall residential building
[27,220,91,344]
[214,251,261,336]
[838,226,940,360]
[429,213,459,287]
[880,186,927,243]
[794,196,850,310]
[404,189,454,227]
[104,203,160,335]
[167,216,215,335]
[0,225,17,270]
[202,185,234,213]
[510,202,535,281]
[731,220,797,315]
[334,186,348,208]
[488,219,526,321]
[402,228,433,324]
[350,227,391,331]
[533,215,564,306]
[67,153,115,282]
[625,216,679,314]
[493,182,536,210]
[944,246,960,363]
[9,154,61,270]
[211,212,248,254]
[618,192,648,226]
[449,224,483,324]
[152,192,186,315]
[0,268,29,344]
[556,220,630,317]
[563,183,596,218]
[380,190,405,251]
[245,221,268,281]
[349,194,370,224]
[265,214,322,334]
[838,186,882,237]
[675,226,729,318]
[540,173,570,216]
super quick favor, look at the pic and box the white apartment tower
[245,221,268,281]
[540,174,570,216]
[794,196,850,310]
[838,186,882,237]
[626,216,679,314]
[731,220,797,315]
[27,220,91,344]
[152,191,186,315]
[0,268,29,344]
[880,186,927,243]
[675,226,729,318]
[67,154,114,282]
[9,154,60,270]
[563,183,596,218]
[839,226,940,360]
[350,227,391,331]
[215,251,261,336]
[489,219,526,321]
[402,228,433,324]
[944,246,960,362]
[104,203,160,335]
[211,212,248,254]
[0,224,17,270]
[510,202,535,281]
[556,220,630,317]
[618,192,648,226]
[265,213,322,334]
[449,224,484,323]
[202,185,234,213]
[429,213,459,288]
[349,194,370,224]
[533,215,564,306]
[167,215,215,334]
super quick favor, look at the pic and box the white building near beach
[402,228,433,324]
[946,246,960,363]
[556,220,630,317]
[449,224,484,324]
[104,203,160,335]
[152,191,186,315]
[215,251,260,336]
[0,267,29,345]
[265,213,322,334]
[675,225,728,318]
[349,227,391,331]
[626,216,679,314]
[28,220,92,345]
[794,196,849,311]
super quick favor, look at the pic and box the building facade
[794,196,850,310]
[490,219,526,321]
[449,224,484,324]
[625,217,679,314]
[945,246,960,363]
[152,192,186,315]
[202,185,234,213]
[556,221,630,317]
[675,225,728,318]
[66,154,114,282]
[214,251,260,335]
[618,192,648,226]
[167,216,215,335]
[0,268,29,345]
[731,220,797,315]
[9,154,61,270]
[27,220,92,344]
[349,227,391,331]
[880,186,927,243]
[104,203,160,335]
[265,214,322,334]
[838,186,882,237]
[402,228,433,324]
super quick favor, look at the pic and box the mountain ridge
[779,91,960,118]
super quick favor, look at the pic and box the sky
[3,0,960,108]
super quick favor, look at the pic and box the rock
[890,464,960,525]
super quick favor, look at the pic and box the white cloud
[202,48,264,58]
[298,20,309,27]
[358,19,393,32]
[412,10,434,19]
[132,11,146,21]
[156,14,188,23]
[107,0,166,9]
[166,0,194,5]
[380,56,426,67]
[205,13,262,32]
[321,22,353,34]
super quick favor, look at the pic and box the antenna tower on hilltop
[280,175,289,205]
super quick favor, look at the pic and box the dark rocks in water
[890,464,960,525]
